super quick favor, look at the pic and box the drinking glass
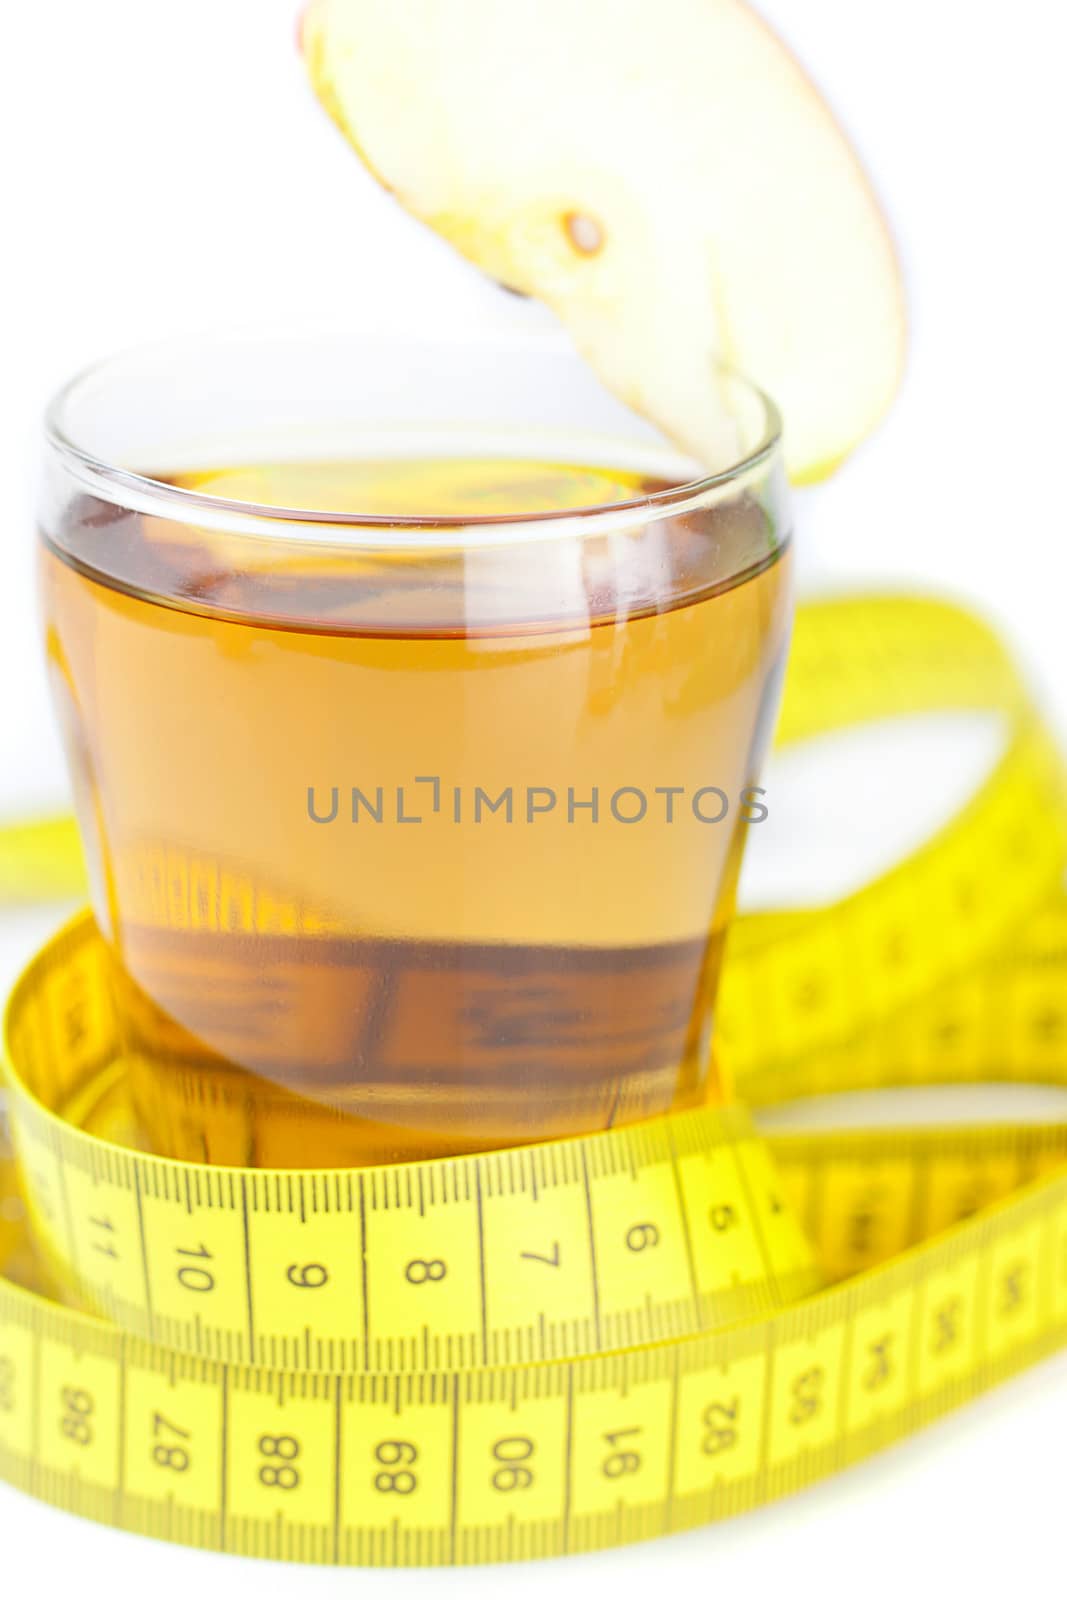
[38,330,792,1166]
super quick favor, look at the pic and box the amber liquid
[40,454,792,1166]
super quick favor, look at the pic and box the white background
[2,2,1067,1596]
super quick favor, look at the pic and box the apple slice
[302,0,905,481]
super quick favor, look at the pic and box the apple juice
[40,453,792,1166]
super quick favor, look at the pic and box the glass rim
[42,330,784,547]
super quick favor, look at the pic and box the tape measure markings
[8,963,820,1374]
[5,1148,1067,1561]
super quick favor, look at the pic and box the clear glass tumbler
[37,330,792,1166]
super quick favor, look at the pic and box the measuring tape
[2,593,1067,1565]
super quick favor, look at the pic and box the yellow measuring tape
[2,593,1066,1565]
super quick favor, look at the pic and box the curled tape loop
[1,594,1066,1564]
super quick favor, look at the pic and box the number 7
[520,1242,561,1267]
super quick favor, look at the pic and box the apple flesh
[303,0,906,481]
